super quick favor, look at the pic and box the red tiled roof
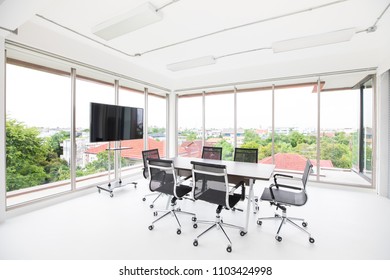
[260,153,333,171]
[178,140,218,157]
[85,138,165,159]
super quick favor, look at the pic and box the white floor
[0,178,390,260]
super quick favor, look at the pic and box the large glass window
[320,88,360,184]
[6,62,71,206]
[177,94,203,157]
[75,77,114,189]
[273,85,317,172]
[237,89,272,161]
[118,86,144,170]
[205,92,234,160]
[148,94,167,157]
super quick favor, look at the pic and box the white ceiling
[1,0,390,92]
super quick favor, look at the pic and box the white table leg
[244,178,254,233]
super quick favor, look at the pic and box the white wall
[168,91,177,157]
[0,36,6,222]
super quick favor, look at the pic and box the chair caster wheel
[302,222,308,227]
[142,197,146,201]
[226,246,232,253]
[153,211,158,216]
[177,229,181,235]
[193,223,198,229]
[149,204,154,209]
[148,225,154,230]
[192,217,197,222]
[110,193,114,198]
[240,231,246,236]
[257,220,262,226]
[276,236,282,242]
[309,237,315,243]
[98,189,101,193]
[193,240,198,246]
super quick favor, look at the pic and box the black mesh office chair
[191,161,246,253]
[257,159,315,243]
[147,159,196,234]
[232,148,259,212]
[202,146,222,160]
[141,149,163,208]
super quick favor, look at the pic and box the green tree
[47,130,70,157]
[214,139,234,160]
[6,119,48,191]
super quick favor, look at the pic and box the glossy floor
[0,178,389,260]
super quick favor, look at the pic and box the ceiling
[1,0,390,92]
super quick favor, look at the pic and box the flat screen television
[90,102,144,142]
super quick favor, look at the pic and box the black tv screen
[90,102,144,142]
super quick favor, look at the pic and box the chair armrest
[275,183,302,191]
[273,173,293,185]
[230,181,246,200]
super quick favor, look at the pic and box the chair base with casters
[193,205,246,253]
[148,196,197,235]
[257,203,315,243]
[142,192,165,208]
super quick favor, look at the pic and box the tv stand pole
[97,141,137,197]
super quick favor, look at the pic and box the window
[177,95,203,157]
[148,94,167,157]
[118,86,144,170]
[6,62,71,206]
[205,92,234,160]
[237,88,272,161]
[320,88,360,184]
[75,77,114,189]
[273,84,317,172]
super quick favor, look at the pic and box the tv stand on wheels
[97,141,137,197]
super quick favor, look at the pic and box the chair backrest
[234,148,258,163]
[191,161,232,209]
[201,146,222,160]
[302,159,313,190]
[148,158,178,197]
[142,149,160,179]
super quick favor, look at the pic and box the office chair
[141,149,163,208]
[232,148,259,212]
[147,159,196,234]
[201,146,222,160]
[257,159,315,243]
[191,161,246,253]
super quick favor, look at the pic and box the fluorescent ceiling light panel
[272,28,356,53]
[92,2,162,40]
[167,56,217,71]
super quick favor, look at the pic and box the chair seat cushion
[153,179,192,198]
[261,186,307,206]
[197,189,241,208]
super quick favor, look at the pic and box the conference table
[172,156,275,234]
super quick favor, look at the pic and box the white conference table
[172,156,275,233]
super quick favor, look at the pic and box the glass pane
[6,64,71,206]
[205,93,234,160]
[118,87,144,172]
[363,80,373,179]
[148,94,166,158]
[320,88,368,185]
[178,95,202,158]
[237,89,272,162]
[274,85,317,172]
[75,77,114,189]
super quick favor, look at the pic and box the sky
[6,64,165,129]
[6,63,362,132]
